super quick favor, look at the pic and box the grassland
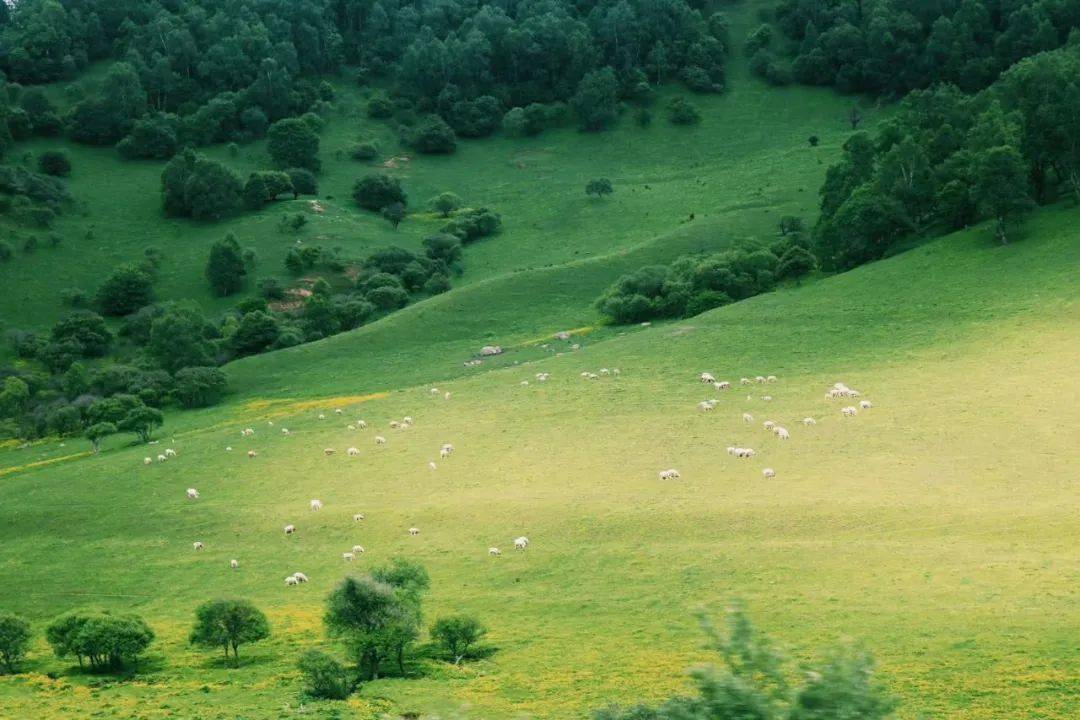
[1,205,1077,719]
[1,2,1078,717]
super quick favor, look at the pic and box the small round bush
[38,150,72,177]
[349,141,378,160]
[367,95,394,119]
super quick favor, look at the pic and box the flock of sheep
[148,400,531,588]
[661,375,874,481]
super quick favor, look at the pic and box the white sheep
[282,428,291,435]
[241,428,255,437]
[514,536,529,550]
[230,559,239,569]
[700,372,716,383]
[489,547,502,556]
[762,395,773,402]
[268,421,274,426]
[357,420,368,429]
[347,447,360,456]
[763,468,776,478]
[284,524,296,535]
[157,454,167,463]
[342,552,355,562]
[403,416,413,425]
[226,446,233,451]
[520,380,530,386]
[444,392,452,400]
[860,400,873,410]
[716,381,732,390]
[335,408,343,415]
[430,388,440,395]
[186,488,199,499]
[763,420,776,431]
[766,375,777,383]
[755,376,767,384]
[802,417,817,426]
[285,576,299,586]
[740,378,752,385]
[658,469,681,480]
[353,513,365,522]
[293,572,308,583]
[842,406,858,417]
[429,461,437,470]
[775,427,790,440]
[347,424,356,431]
[143,457,152,465]
[193,541,204,550]
[698,401,715,411]
[165,448,177,458]
[247,450,256,457]
[323,448,335,456]
[409,527,420,536]
[310,499,323,511]
[599,368,610,376]
[375,436,387,445]
[317,413,326,420]
[352,545,365,554]
[440,447,451,458]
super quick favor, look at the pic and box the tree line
[0,0,729,154]
[747,0,1080,96]
[0,559,488,702]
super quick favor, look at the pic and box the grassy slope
[0,207,1077,719]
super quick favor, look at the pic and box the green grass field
[1,2,1078,716]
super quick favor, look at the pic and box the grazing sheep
[489,547,502,556]
[802,417,817,426]
[536,372,550,381]
[766,375,777,383]
[430,387,440,395]
[763,468,776,478]
[599,368,610,376]
[347,447,360,456]
[293,572,308,583]
[285,576,299,586]
[403,416,413,425]
[408,527,420,536]
[241,428,254,437]
[740,378,752,385]
[514,536,529,550]
[480,345,502,356]
[658,469,681,480]
[165,448,177,457]
[247,450,257,458]
[440,447,451,458]
[186,488,199,499]
[310,499,323,511]
[763,421,776,431]
[282,428,290,435]
[268,421,274,426]
[755,376,766,384]
[743,413,753,423]
[334,409,343,415]
[390,421,401,429]
[762,395,773,402]
[429,461,437,470]
[157,454,167,463]
[860,400,873,410]
[700,372,716,383]
[612,368,621,376]
[284,524,296,535]
[323,448,336,456]
[353,513,365,522]
[375,436,387,445]
[230,559,239,569]
[347,424,356,431]
[521,380,530,386]
[193,541,204,550]
[318,413,326,420]
[342,552,355,562]
[143,457,152,465]
[698,401,715,411]
[842,406,858,417]
[352,545,365,554]
[226,446,233,451]
[444,392,452,400]
[729,447,756,458]
[775,427,790,440]
[716,381,732,390]
[357,420,368,429]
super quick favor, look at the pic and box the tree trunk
[996,216,1008,245]
[232,643,240,666]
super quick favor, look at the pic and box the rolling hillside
[1,205,1076,719]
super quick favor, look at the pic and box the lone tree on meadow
[586,178,614,198]
[118,406,163,443]
[381,201,406,229]
[430,191,462,217]
[189,599,270,667]
[206,233,247,296]
[85,422,117,453]
[352,174,407,212]
[430,615,487,665]
[0,614,32,674]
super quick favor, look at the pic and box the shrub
[60,288,88,307]
[349,141,378,160]
[174,367,228,408]
[430,191,462,217]
[286,168,318,196]
[667,98,701,125]
[51,310,112,357]
[205,234,247,296]
[352,174,406,211]
[409,115,457,154]
[257,277,285,300]
[367,285,409,311]
[267,118,320,172]
[422,234,462,265]
[117,114,179,159]
[423,273,452,294]
[38,150,71,177]
[189,599,269,666]
[586,178,613,198]
[298,650,351,699]
[367,94,394,119]
[0,241,12,262]
[97,264,153,316]
[0,614,33,673]
[441,208,501,243]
